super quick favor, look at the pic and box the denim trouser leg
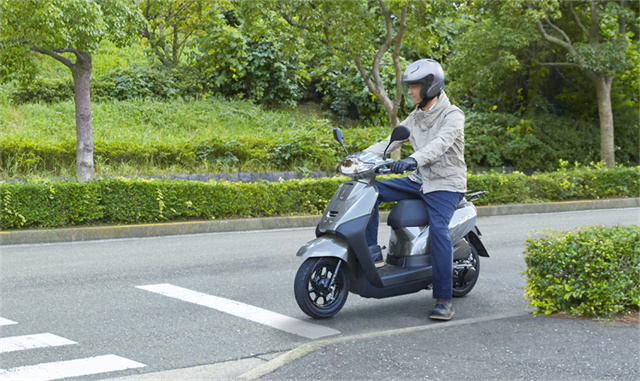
[365,177,463,299]
[422,191,463,299]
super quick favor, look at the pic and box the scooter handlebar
[377,161,417,174]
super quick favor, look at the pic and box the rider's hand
[391,157,417,174]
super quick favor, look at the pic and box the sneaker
[430,299,454,320]
[368,244,383,263]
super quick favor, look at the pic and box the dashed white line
[137,283,340,340]
[0,317,17,326]
[0,355,146,381]
[0,333,76,353]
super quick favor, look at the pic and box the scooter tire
[452,238,481,297]
[294,257,350,319]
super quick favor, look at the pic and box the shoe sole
[430,310,455,321]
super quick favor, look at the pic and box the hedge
[1,166,638,230]
[524,225,640,318]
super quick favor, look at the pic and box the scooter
[294,125,489,319]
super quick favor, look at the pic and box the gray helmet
[401,59,445,100]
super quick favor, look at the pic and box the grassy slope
[1,98,390,178]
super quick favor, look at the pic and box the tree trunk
[388,113,401,160]
[71,53,94,182]
[593,74,615,167]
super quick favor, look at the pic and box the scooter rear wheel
[452,238,481,297]
[294,257,349,319]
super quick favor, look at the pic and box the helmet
[401,59,445,101]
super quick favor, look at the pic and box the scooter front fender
[296,235,350,262]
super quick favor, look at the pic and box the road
[0,208,637,380]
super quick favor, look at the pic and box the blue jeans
[365,177,464,299]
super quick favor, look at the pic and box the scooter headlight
[338,158,374,175]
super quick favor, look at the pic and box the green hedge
[524,225,640,318]
[1,166,638,229]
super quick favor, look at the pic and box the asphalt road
[0,207,638,380]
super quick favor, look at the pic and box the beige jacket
[365,92,467,194]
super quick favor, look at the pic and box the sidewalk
[248,312,640,380]
[2,198,639,245]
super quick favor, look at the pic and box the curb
[238,310,531,380]
[1,198,638,246]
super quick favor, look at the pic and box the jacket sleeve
[363,135,407,156]
[364,116,412,156]
[410,108,464,167]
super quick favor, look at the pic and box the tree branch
[30,45,75,69]
[391,4,407,111]
[533,59,581,68]
[545,17,573,46]
[587,0,600,44]
[569,1,589,37]
[536,19,577,55]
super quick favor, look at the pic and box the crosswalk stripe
[0,333,76,353]
[0,355,146,381]
[0,318,17,326]
[137,283,340,340]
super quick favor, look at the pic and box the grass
[1,97,390,179]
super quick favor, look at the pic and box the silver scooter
[294,125,489,319]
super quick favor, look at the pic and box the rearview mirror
[383,125,410,157]
[333,128,348,155]
[390,125,410,142]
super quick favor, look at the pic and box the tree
[531,0,635,167]
[135,0,214,67]
[0,0,142,182]
[241,0,452,159]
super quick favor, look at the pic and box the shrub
[0,166,637,230]
[464,111,603,172]
[524,225,640,318]
[92,65,205,101]
[10,78,74,104]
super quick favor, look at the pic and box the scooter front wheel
[294,257,350,319]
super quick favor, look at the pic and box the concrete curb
[238,310,531,380]
[2,198,638,246]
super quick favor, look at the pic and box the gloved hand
[391,157,417,174]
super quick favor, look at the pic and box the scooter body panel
[318,180,378,234]
[387,201,478,257]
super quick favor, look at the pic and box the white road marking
[0,355,146,380]
[0,317,17,326]
[0,333,76,353]
[137,283,340,340]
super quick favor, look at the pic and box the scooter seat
[387,199,429,228]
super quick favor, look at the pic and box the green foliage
[524,225,640,318]
[310,54,400,125]
[0,0,143,82]
[92,64,205,101]
[0,177,340,228]
[0,99,344,178]
[464,111,602,171]
[2,96,638,180]
[10,78,74,104]
[468,165,639,205]
[1,166,637,230]
[196,9,303,106]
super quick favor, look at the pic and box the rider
[364,58,467,321]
